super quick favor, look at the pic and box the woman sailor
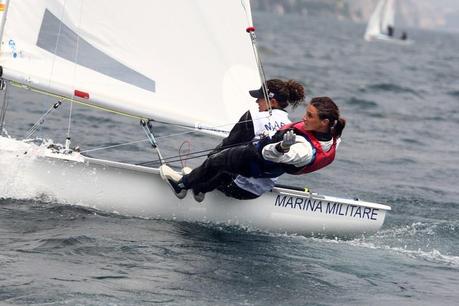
[212,79,305,201]
[161,95,345,202]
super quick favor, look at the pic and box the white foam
[345,222,459,267]
[349,239,459,267]
[272,222,459,268]
[0,136,60,200]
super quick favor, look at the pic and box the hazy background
[251,0,459,33]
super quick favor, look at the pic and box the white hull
[0,136,391,237]
[365,34,413,45]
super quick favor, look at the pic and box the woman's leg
[217,180,259,200]
[182,144,258,191]
[191,173,233,194]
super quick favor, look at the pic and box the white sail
[380,0,395,34]
[0,1,8,41]
[364,0,395,41]
[0,0,260,132]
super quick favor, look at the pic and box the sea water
[1,12,458,305]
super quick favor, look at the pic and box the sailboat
[0,0,390,237]
[364,0,412,44]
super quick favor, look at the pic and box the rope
[79,116,263,154]
[137,138,257,167]
[178,140,192,168]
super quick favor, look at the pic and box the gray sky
[400,0,459,31]
[353,0,459,31]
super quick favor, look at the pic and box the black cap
[249,87,275,99]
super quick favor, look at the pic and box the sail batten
[0,0,260,133]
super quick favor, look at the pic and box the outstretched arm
[262,137,314,167]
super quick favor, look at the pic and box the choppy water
[1,12,459,305]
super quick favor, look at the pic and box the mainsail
[0,0,260,132]
[364,0,395,41]
[380,0,395,34]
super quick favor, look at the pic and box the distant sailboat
[364,0,412,44]
[0,0,390,237]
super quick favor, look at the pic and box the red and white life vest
[279,122,337,174]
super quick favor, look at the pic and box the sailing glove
[275,130,296,153]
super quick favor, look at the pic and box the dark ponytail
[284,80,305,108]
[332,118,346,138]
[267,79,305,109]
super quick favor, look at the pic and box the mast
[0,0,9,41]
[0,0,10,135]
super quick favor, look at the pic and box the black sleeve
[209,111,255,155]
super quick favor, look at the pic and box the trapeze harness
[250,121,337,178]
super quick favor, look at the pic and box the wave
[268,221,459,268]
[447,90,459,97]
[346,97,378,109]
[382,157,417,165]
[350,222,458,267]
[350,240,459,267]
[365,83,418,95]
[34,235,96,250]
[4,194,458,268]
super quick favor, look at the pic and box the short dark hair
[310,97,346,138]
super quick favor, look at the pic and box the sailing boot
[182,167,205,203]
[159,164,187,199]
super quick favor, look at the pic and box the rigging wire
[141,119,166,165]
[66,97,74,141]
[79,138,150,154]
[137,138,257,167]
[241,0,272,115]
[66,0,84,147]
[0,80,9,136]
[48,1,66,92]
[78,115,265,154]
[24,101,62,139]
[46,0,72,150]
